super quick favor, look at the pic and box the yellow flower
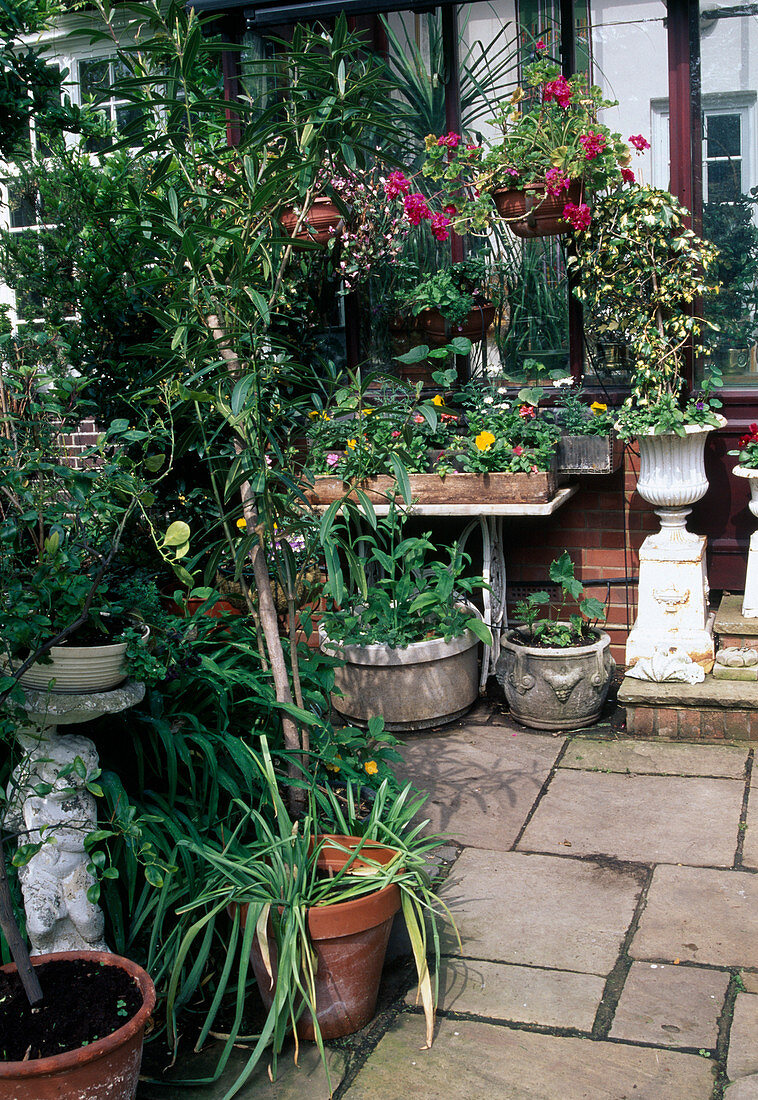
[432,395,445,407]
[424,133,438,151]
[509,86,525,105]
[475,430,496,452]
[361,408,374,416]
[364,760,378,776]
[346,438,357,449]
[236,517,247,529]
[308,409,330,420]
[590,401,608,416]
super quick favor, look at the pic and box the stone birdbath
[3,682,144,956]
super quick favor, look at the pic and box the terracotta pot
[0,950,155,1100]
[247,835,401,1040]
[161,588,242,619]
[493,182,582,238]
[416,302,496,346]
[279,197,342,245]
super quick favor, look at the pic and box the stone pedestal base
[626,528,715,672]
[744,531,758,618]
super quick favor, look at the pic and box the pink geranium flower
[384,170,410,198]
[543,75,572,109]
[326,452,340,468]
[437,131,461,148]
[562,201,592,230]
[621,167,635,183]
[545,168,570,196]
[430,212,452,242]
[629,134,651,151]
[579,131,606,159]
[403,192,432,226]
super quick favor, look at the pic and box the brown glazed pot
[279,197,342,245]
[416,302,496,346]
[493,181,582,238]
[0,951,156,1100]
[247,836,401,1040]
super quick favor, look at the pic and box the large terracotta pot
[493,182,582,238]
[416,302,496,346]
[496,628,614,731]
[320,616,481,731]
[0,951,155,1100]
[248,836,401,1040]
[279,197,342,245]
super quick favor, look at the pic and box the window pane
[707,157,743,203]
[6,181,36,230]
[79,58,112,97]
[707,113,741,158]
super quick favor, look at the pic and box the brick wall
[58,418,99,468]
[506,445,660,666]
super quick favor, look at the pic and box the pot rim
[503,626,611,658]
[630,413,727,438]
[0,950,156,1078]
[732,464,758,480]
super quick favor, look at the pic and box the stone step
[715,593,758,648]
[618,675,758,741]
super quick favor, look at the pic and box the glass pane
[707,113,741,158]
[79,58,111,98]
[115,105,146,142]
[707,157,743,203]
[6,180,36,230]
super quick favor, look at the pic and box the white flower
[553,376,575,388]
[483,395,494,405]
[497,386,508,395]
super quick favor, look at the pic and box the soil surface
[0,959,142,1062]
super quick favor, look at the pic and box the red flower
[535,38,546,51]
[562,201,592,230]
[621,167,635,183]
[629,134,651,151]
[384,170,410,198]
[403,192,432,226]
[543,75,572,109]
[519,405,536,420]
[437,131,461,148]
[444,203,457,216]
[512,445,524,456]
[579,131,606,159]
[430,212,452,242]
[544,168,570,196]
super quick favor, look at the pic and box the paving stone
[561,738,749,779]
[406,957,605,1031]
[138,1040,345,1099]
[609,962,729,1049]
[518,770,743,866]
[346,1014,716,1100]
[725,1076,758,1099]
[740,972,758,994]
[727,993,758,1080]
[397,726,563,850]
[631,865,758,968]
[742,788,758,870]
[439,848,643,975]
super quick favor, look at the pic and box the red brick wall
[506,446,660,667]
[58,418,99,468]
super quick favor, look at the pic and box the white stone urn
[626,417,726,670]
[635,418,726,539]
[732,464,758,617]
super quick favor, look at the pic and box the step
[618,675,758,742]
[714,594,758,648]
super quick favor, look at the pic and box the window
[78,56,146,152]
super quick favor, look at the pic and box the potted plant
[167,739,454,1095]
[404,258,496,345]
[318,499,492,730]
[544,377,623,475]
[496,551,614,730]
[421,42,637,237]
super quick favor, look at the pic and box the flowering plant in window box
[422,45,641,236]
[403,257,497,343]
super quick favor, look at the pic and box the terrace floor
[139,702,758,1100]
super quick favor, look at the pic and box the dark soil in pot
[0,959,142,1061]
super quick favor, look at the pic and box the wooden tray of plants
[306,468,558,506]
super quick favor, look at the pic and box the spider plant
[162,737,457,1098]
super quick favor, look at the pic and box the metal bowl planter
[0,951,155,1100]
[496,628,615,731]
[320,620,482,732]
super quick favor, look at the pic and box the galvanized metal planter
[556,432,624,476]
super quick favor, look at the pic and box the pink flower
[403,192,432,226]
[437,131,461,148]
[535,38,546,51]
[466,144,482,159]
[413,414,425,424]
[519,405,536,420]
[391,430,401,438]
[543,75,572,109]
[562,201,591,230]
[579,131,606,159]
[512,445,524,456]
[621,167,635,183]
[629,134,650,151]
[544,168,570,196]
[384,170,410,198]
[444,203,457,216]
[326,452,340,468]
[430,212,452,242]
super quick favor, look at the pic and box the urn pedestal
[626,420,725,672]
[732,465,758,618]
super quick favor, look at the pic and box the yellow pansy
[364,760,378,776]
[475,430,496,452]
[236,517,247,529]
[432,395,445,407]
[361,408,374,416]
[590,401,608,416]
[346,438,357,450]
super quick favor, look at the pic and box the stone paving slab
[726,1077,758,1099]
[346,1014,716,1099]
[740,972,758,994]
[397,726,563,850]
[406,957,605,1031]
[631,865,758,968]
[518,771,743,867]
[727,993,758,1081]
[562,738,749,778]
[742,787,758,869]
[609,962,729,1049]
[138,1042,346,1099]
[439,848,644,975]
